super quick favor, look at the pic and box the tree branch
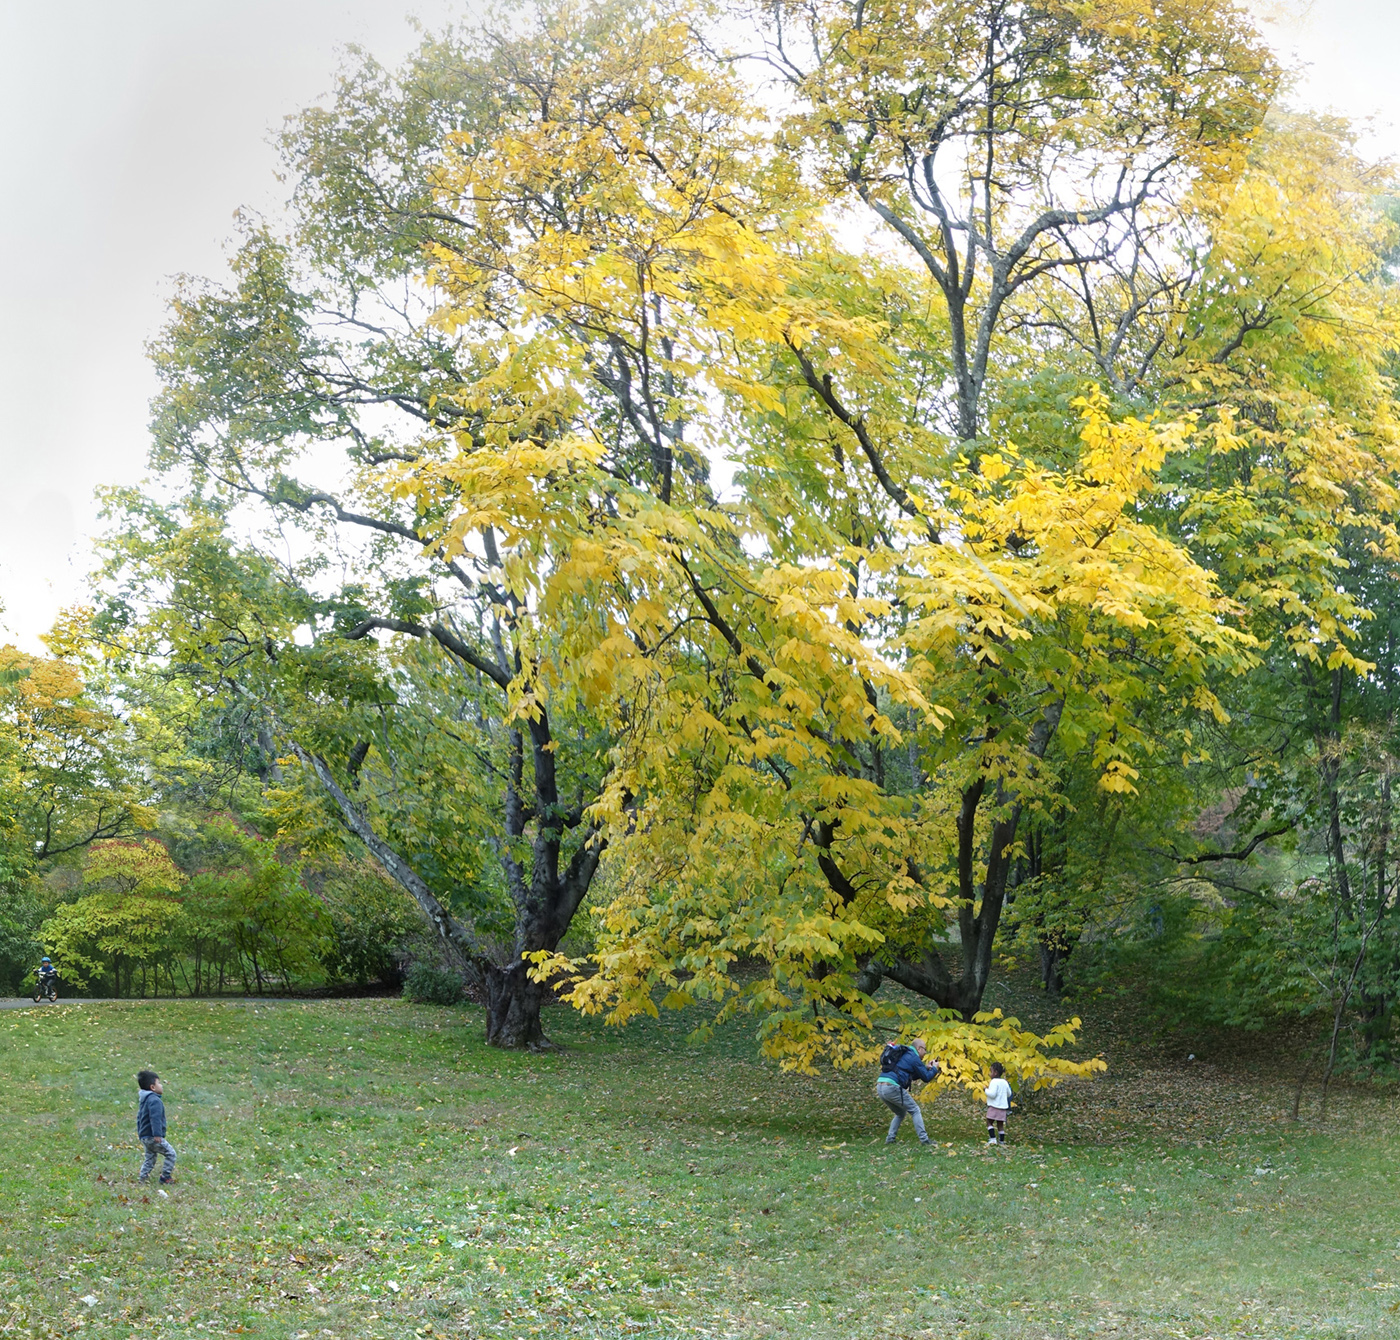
[1171,823,1292,864]
[345,616,511,690]
[288,741,496,979]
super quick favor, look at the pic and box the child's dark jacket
[136,1090,166,1140]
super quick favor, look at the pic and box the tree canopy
[54,0,1400,1093]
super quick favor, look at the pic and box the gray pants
[877,1081,929,1143]
[139,1138,176,1182]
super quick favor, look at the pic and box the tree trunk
[1039,940,1068,995]
[485,963,550,1049]
[257,725,284,786]
[1290,1048,1315,1121]
[289,737,603,1051]
[1357,990,1392,1064]
[861,699,1065,1018]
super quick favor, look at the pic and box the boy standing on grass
[136,1070,176,1184]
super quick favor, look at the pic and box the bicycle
[31,976,57,1004]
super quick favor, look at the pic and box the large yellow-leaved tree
[95,0,1400,1085]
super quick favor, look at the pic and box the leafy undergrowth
[2,990,1399,1339]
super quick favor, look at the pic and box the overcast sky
[0,0,1397,652]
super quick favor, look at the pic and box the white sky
[0,0,1397,652]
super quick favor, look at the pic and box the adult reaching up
[875,1038,940,1147]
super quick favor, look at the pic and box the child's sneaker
[159,1176,174,1185]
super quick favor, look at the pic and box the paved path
[1,996,302,1012]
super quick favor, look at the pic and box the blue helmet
[41,957,51,964]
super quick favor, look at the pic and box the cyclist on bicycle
[36,957,58,994]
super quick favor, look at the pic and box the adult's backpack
[879,1043,911,1082]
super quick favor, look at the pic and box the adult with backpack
[875,1038,940,1146]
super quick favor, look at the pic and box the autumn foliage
[46,0,1400,1092]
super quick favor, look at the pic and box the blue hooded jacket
[878,1046,939,1091]
[136,1088,166,1140]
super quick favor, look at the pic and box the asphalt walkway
[1,996,299,1011]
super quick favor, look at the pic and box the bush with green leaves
[41,840,187,996]
[0,888,43,994]
[401,962,463,1006]
[315,859,424,987]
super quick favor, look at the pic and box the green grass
[4,992,1400,1339]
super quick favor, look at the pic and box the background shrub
[401,962,463,1006]
[314,859,424,988]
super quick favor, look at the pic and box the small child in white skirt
[984,1062,1013,1146]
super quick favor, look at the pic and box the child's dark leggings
[987,1119,1005,1143]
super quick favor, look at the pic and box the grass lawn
[4,988,1400,1339]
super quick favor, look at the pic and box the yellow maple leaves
[0,644,155,861]
[205,0,1383,1079]
[1178,112,1400,675]
[377,0,1289,1077]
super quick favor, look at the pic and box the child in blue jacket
[136,1070,176,1184]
